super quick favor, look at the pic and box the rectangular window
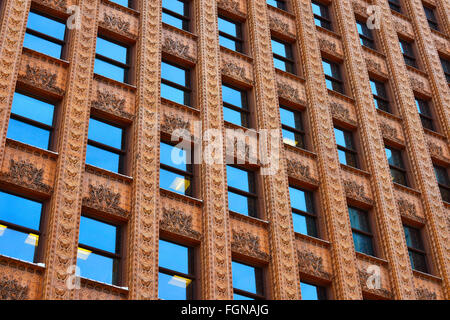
[311,1,332,31]
[24,10,66,59]
[385,146,408,186]
[399,39,417,68]
[280,105,305,149]
[322,59,344,94]
[440,57,450,83]
[162,0,190,31]
[7,92,55,150]
[160,141,193,196]
[356,19,375,50]
[348,207,375,256]
[94,36,130,83]
[0,191,43,263]
[289,186,318,237]
[370,79,390,113]
[389,0,402,13]
[423,5,439,31]
[159,239,195,300]
[86,117,126,174]
[232,261,264,300]
[110,0,132,8]
[222,84,249,127]
[227,165,258,217]
[334,127,358,168]
[403,225,428,273]
[161,61,191,106]
[271,38,295,74]
[267,0,287,11]
[415,98,434,131]
[77,216,120,285]
[434,165,450,203]
[218,16,243,53]
[300,281,327,300]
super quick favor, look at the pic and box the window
[222,84,249,127]
[399,39,417,68]
[403,225,428,273]
[160,141,193,196]
[77,216,120,285]
[218,16,243,53]
[232,261,264,300]
[159,239,195,300]
[161,61,191,106]
[311,1,332,31]
[423,5,439,31]
[227,165,257,217]
[280,105,305,149]
[0,191,43,263]
[334,127,358,168]
[356,19,375,50]
[162,0,190,31]
[415,98,434,131]
[385,146,408,186]
[322,59,344,94]
[370,79,390,113]
[86,117,126,174]
[348,207,375,256]
[94,36,130,83]
[300,282,327,300]
[7,92,56,150]
[440,57,450,83]
[388,0,402,13]
[24,11,66,59]
[434,165,450,203]
[110,0,132,8]
[289,186,318,237]
[267,0,287,10]
[271,38,295,74]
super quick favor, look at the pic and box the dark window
[399,39,417,68]
[415,98,434,131]
[0,191,43,263]
[161,61,191,106]
[311,1,332,31]
[232,261,264,300]
[434,165,450,203]
[348,207,375,256]
[218,16,243,53]
[7,92,55,150]
[271,38,295,74]
[94,36,130,83]
[356,19,375,50]
[110,0,132,8]
[370,79,390,113]
[77,216,120,285]
[385,146,408,186]
[322,59,344,94]
[440,57,450,83]
[159,239,195,300]
[403,225,428,273]
[160,141,193,196]
[334,127,358,168]
[24,10,66,59]
[423,5,439,31]
[300,281,327,300]
[280,105,305,149]
[227,165,258,217]
[389,0,402,13]
[86,118,126,174]
[222,84,249,127]
[289,186,318,237]
[162,0,190,31]
[267,0,287,11]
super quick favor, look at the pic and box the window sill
[327,89,355,104]
[315,25,341,40]
[283,143,317,159]
[412,269,442,283]
[162,22,198,40]
[355,251,388,266]
[104,0,140,16]
[340,163,371,178]
[423,127,445,140]
[266,3,295,19]
[0,254,46,271]
[393,182,421,196]
[294,232,331,248]
[80,276,129,296]
[229,210,269,228]
[22,47,70,67]
[93,73,137,91]
[361,44,386,59]
[220,45,253,63]
[376,108,403,122]
[275,68,306,83]
[430,28,449,40]
[5,138,58,160]
[160,98,200,115]
[390,8,410,22]
[160,188,203,207]
[85,164,133,184]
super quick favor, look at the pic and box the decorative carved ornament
[1,159,51,193]
[162,38,195,62]
[103,13,131,36]
[365,59,385,76]
[0,276,29,300]
[379,122,398,140]
[217,0,240,14]
[222,61,251,83]
[297,250,331,280]
[330,102,357,125]
[160,207,201,239]
[358,269,392,298]
[397,198,425,223]
[19,65,63,95]
[318,38,337,54]
[161,114,190,134]
[40,0,67,10]
[286,159,319,185]
[277,82,305,105]
[269,17,294,38]
[82,185,128,217]
[409,77,425,92]
[415,287,437,300]
[427,141,447,160]
[343,180,373,204]
[231,230,270,261]
[91,90,133,120]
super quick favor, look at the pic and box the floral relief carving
[427,141,446,159]
[397,198,425,223]
[41,0,67,10]
[318,38,337,54]
[269,17,294,38]
[343,180,373,204]
[161,114,190,134]
[330,102,357,125]
[222,61,251,83]
[103,13,131,36]
[365,59,385,75]
[0,277,29,300]
[358,269,392,298]
[19,65,63,95]
[286,159,319,185]
[2,159,51,193]
[160,207,201,239]
[217,0,240,13]
[297,250,331,280]
[82,185,128,217]
[232,230,269,261]
[277,82,305,105]
[415,287,437,300]
[163,38,195,62]
[379,122,398,140]
[91,90,133,120]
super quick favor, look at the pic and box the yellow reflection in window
[25,233,39,246]
[0,224,6,236]
[168,275,192,288]
[170,177,190,192]
[77,247,92,260]
[283,137,297,146]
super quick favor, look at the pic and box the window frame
[348,206,375,256]
[222,83,250,128]
[370,78,391,113]
[232,260,265,300]
[280,104,306,149]
[300,281,328,300]
[218,15,244,53]
[385,145,409,187]
[227,165,258,218]
[388,0,402,13]
[440,56,450,83]
[322,58,344,94]
[356,19,376,50]
[289,185,318,238]
[267,0,287,11]
[95,35,131,84]
[423,5,439,31]
[434,164,450,203]
[162,0,191,32]
[403,224,428,273]
[161,59,192,107]
[311,0,333,31]
[271,37,296,74]
[334,126,358,169]
[415,97,434,131]
[399,38,418,69]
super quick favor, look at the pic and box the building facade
[0,0,448,300]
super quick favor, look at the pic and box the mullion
[78,243,120,260]
[160,163,192,177]
[228,186,257,199]
[159,267,195,281]
[292,207,316,218]
[233,288,265,300]
[219,31,243,44]
[0,219,41,236]
[88,139,125,155]
[223,102,249,113]
[337,145,357,154]
[389,163,406,173]
[314,15,331,25]
[372,93,389,103]
[10,113,53,131]
[162,8,190,22]
[161,79,191,92]
[273,53,294,64]
[282,124,305,135]
[96,53,129,69]
[351,227,373,238]
[26,28,65,46]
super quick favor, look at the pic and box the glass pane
[161,83,187,105]
[280,107,302,129]
[232,261,258,294]
[27,12,65,40]
[160,142,188,171]
[390,167,407,185]
[159,272,193,300]
[282,129,304,148]
[228,191,253,216]
[160,168,191,195]
[0,191,42,230]
[162,12,184,29]
[161,62,187,86]
[159,240,189,274]
[11,93,54,125]
[271,39,288,57]
[219,35,239,51]
[79,216,117,253]
[409,251,427,273]
[292,212,317,237]
[348,207,370,232]
[94,58,126,83]
[353,232,374,256]
[88,118,123,150]
[434,166,449,186]
[273,57,287,71]
[162,0,185,15]
[227,166,250,192]
[96,37,127,64]
[23,33,62,58]
[415,99,432,117]
[77,249,115,284]
[0,227,38,262]
[223,106,246,127]
[385,147,403,168]
[110,0,130,7]
[218,17,238,37]
[300,282,320,300]
[311,2,329,19]
[289,187,313,213]
[234,293,254,300]
[86,144,120,172]
[222,85,244,108]
[404,226,424,250]
[7,118,51,150]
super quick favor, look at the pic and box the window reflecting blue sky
[79,216,117,253]
[232,261,258,294]
[300,282,320,300]
[0,191,42,230]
